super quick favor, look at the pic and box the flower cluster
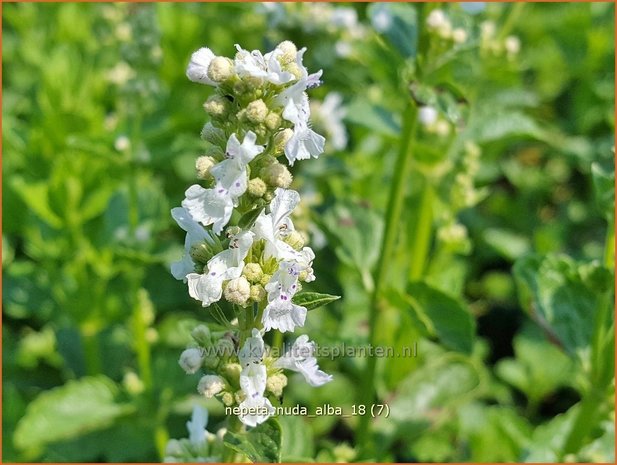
[172,42,332,427]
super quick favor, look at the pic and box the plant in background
[170,41,339,461]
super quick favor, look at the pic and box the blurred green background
[2,2,615,462]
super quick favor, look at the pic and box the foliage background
[2,2,615,463]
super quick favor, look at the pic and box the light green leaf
[11,177,63,228]
[483,228,531,261]
[471,111,543,143]
[278,415,314,462]
[513,254,613,358]
[14,376,133,452]
[344,100,400,137]
[224,418,281,463]
[292,291,340,311]
[406,282,476,354]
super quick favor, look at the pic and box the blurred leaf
[483,228,531,261]
[14,376,133,454]
[292,291,340,311]
[368,3,418,59]
[522,404,579,461]
[591,162,615,221]
[10,178,63,228]
[344,100,400,137]
[224,418,281,463]
[407,282,476,354]
[514,254,613,359]
[279,415,314,462]
[471,111,543,143]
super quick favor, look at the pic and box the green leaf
[406,282,476,354]
[513,254,613,358]
[278,415,314,462]
[344,99,400,137]
[238,205,265,230]
[483,228,531,261]
[224,418,281,463]
[292,291,340,311]
[11,177,63,228]
[368,3,418,58]
[14,376,133,453]
[470,111,543,143]
[591,162,615,221]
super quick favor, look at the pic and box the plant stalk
[408,180,434,281]
[356,101,418,455]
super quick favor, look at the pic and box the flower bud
[191,325,212,345]
[266,373,288,397]
[221,392,234,406]
[273,129,294,155]
[284,230,305,251]
[195,155,216,179]
[234,390,246,403]
[248,177,267,197]
[246,99,268,123]
[242,263,264,283]
[197,375,226,398]
[224,362,242,383]
[264,112,282,130]
[179,348,204,374]
[207,56,234,82]
[277,40,297,64]
[203,95,229,118]
[250,284,266,302]
[201,122,226,146]
[123,372,145,395]
[262,163,293,188]
[217,337,235,359]
[505,36,521,55]
[260,273,272,286]
[223,276,251,305]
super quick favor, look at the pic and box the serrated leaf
[238,205,265,230]
[292,291,340,311]
[406,282,476,354]
[14,376,133,452]
[224,418,281,463]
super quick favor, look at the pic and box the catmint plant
[171,41,334,437]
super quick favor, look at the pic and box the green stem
[132,284,153,391]
[223,415,243,462]
[408,180,434,281]
[357,101,418,455]
[497,3,525,41]
[81,324,102,376]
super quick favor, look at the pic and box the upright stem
[408,180,434,281]
[223,415,243,462]
[357,101,417,455]
[132,284,153,391]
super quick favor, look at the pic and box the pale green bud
[250,284,266,303]
[283,230,305,251]
[221,391,235,406]
[276,40,297,64]
[123,372,145,395]
[195,155,216,179]
[264,112,282,130]
[203,95,229,117]
[260,273,272,286]
[191,325,212,345]
[242,263,263,283]
[262,163,293,188]
[179,348,204,374]
[248,177,267,197]
[234,390,246,403]
[246,99,268,123]
[333,444,357,463]
[201,123,226,146]
[223,276,251,306]
[207,56,234,82]
[224,363,242,383]
[274,129,293,155]
[266,373,288,397]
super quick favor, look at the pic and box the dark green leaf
[224,418,281,463]
[406,282,476,354]
[292,291,340,311]
[238,206,265,230]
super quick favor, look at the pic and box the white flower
[311,92,347,151]
[186,231,254,307]
[371,6,392,32]
[197,375,226,398]
[234,44,294,85]
[210,132,265,201]
[179,348,204,374]
[170,207,214,281]
[237,329,275,427]
[186,47,218,86]
[274,334,332,386]
[279,91,325,165]
[253,188,300,260]
[181,184,234,235]
[186,405,209,446]
[426,9,448,30]
[238,396,275,428]
[262,261,307,333]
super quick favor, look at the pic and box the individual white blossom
[186,47,218,86]
[310,92,347,151]
[198,375,226,398]
[262,261,308,333]
[274,334,332,386]
[418,106,439,127]
[253,188,300,260]
[186,231,254,307]
[186,405,209,445]
[234,44,294,85]
[182,185,234,235]
[170,207,215,281]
